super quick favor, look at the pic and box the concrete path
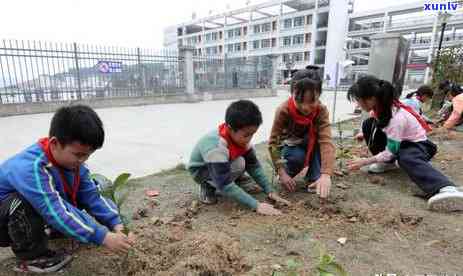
[0,89,355,178]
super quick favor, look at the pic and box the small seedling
[316,245,348,276]
[92,173,132,235]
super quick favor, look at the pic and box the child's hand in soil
[102,232,135,255]
[256,202,282,216]
[113,224,136,243]
[307,174,331,198]
[278,168,296,192]
[347,158,371,171]
[268,192,291,207]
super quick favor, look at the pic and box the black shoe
[14,250,72,273]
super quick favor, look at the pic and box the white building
[347,0,463,88]
[163,0,354,86]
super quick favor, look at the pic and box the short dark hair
[449,83,463,97]
[406,85,434,99]
[49,105,104,150]
[225,100,262,130]
[290,65,323,103]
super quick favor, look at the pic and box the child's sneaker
[13,249,72,273]
[428,186,463,212]
[368,162,398,173]
[199,182,217,204]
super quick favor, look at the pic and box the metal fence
[194,55,273,91]
[0,39,184,104]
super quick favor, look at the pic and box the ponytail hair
[347,76,396,128]
[405,91,416,99]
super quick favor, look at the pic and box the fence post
[137,47,146,96]
[179,46,195,95]
[268,54,279,95]
[73,42,82,100]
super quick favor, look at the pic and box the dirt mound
[126,224,250,276]
[342,202,423,228]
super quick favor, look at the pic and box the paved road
[0,89,355,178]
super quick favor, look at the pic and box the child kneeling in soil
[268,66,335,198]
[402,85,434,125]
[188,100,289,215]
[439,83,463,132]
[346,76,463,212]
[0,105,135,273]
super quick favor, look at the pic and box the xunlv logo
[424,1,462,11]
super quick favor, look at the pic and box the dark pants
[0,193,48,260]
[281,142,321,182]
[362,117,454,196]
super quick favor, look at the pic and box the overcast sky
[0,0,420,49]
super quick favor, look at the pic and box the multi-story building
[164,0,354,86]
[347,0,463,88]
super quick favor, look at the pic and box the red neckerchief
[287,97,320,167]
[218,123,249,161]
[393,100,432,132]
[38,138,80,206]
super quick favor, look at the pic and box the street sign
[97,61,122,73]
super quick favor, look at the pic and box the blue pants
[281,143,321,182]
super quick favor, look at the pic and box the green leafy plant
[316,246,348,276]
[335,122,353,172]
[92,173,131,234]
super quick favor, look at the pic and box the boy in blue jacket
[0,105,134,273]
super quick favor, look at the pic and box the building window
[262,39,271,48]
[304,51,310,61]
[282,54,290,63]
[253,40,260,49]
[305,33,312,43]
[243,26,248,36]
[283,36,292,46]
[243,42,247,51]
[219,45,223,53]
[227,44,234,53]
[234,43,241,52]
[272,21,277,31]
[271,38,276,47]
[293,52,303,62]
[219,31,223,39]
[294,16,304,27]
[306,15,313,25]
[262,23,271,32]
[227,30,234,38]
[253,25,261,34]
[206,33,212,42]
[284,18,292,29]
[198,48,202,56]
[293,34,304,45]
[212,32,218,40]
[234,28,241,36]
